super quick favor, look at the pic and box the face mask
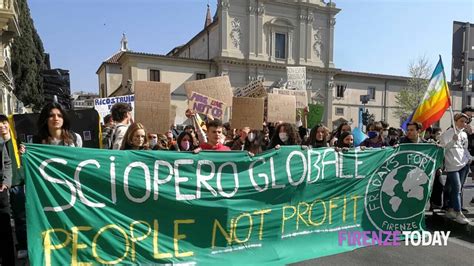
[279,132,289,142]
[296,120,303,128]
[382,131,388,138]
[247,132,256,142]
[149,139,157,147]
[180,141,190,151]
[367,131,379,139]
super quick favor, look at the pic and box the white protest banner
[273,89,308,109]
[188,91,226,120]
[286,67,306,90]
[94,95,135,120]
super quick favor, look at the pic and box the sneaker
[17,249,28,259]
[454,212,469,225]
[445,209,457,219]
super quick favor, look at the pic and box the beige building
[97,0,461,129]
[0,0,23,115]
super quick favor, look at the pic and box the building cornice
[214,56,340,74]
[119,51,214,65]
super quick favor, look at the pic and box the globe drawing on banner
[364,151,436,231]
[380,166,429,218]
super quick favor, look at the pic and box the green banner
[24,144,443,265]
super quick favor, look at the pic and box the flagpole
[440,55,457,135]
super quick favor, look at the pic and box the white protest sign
[287,67,306,91]
[94,95,135,120]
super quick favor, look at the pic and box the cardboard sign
[273,89,308,109]
[184,76,233,106]
[234,80,267,98]
[94,95,135,120]
[267,93,296,123]
[134,81,171,134]
[231,97,265,130]
[287,67,306,90]
[188,91,225,120]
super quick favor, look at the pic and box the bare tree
[394,56,433,122]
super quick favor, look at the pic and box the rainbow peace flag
[410,57,451,130]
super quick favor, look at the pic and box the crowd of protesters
[0,101,473,262]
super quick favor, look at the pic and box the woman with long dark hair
[244,130,266,156]
[177,131,197,151]
[268,123,301,149]
[35,102,82,147]
[305,124,329,148]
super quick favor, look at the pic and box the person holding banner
[335,131,354,150]
[244,129,267,156]
[177,132,197,152]
[120,123,150,150]
[269,123,301,149]
[34,102,82,147]
[0,115,14,264]
[305,124,329,148]
[440,113,471,224]
[329,122,351,147]
[194,119,230,152]
[399,122,425,144]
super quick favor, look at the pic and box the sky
[28,0,473,93]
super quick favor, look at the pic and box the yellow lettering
[233,213,253,244]
[352,195,362,222]
[211,219,234,248]
[282,205,296,234]
[92,224,129,264]
[174,219,195,258]
[71,226,92,266]
[43,228,72,266]
[343,195,347,223]
[153,220,172,259]
[308,199,326,226]
[253,209,271,240]
[329,197,339,224]
[130,221,151,261]
[296,202,310,230]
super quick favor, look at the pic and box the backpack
[106,124,126,149]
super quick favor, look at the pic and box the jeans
[446,165,470,212]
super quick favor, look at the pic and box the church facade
[97,0,461,129]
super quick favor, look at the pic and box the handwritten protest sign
[233,79,267,98]
[188,91,225,120]
[94,95,135,119]
[287,67,306,90]
[134,81,170,134]
[273,88,308,109]
[231,97,264,129]
[185,76,233,106]
[24,144,443,265]
[267,93,296,123]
